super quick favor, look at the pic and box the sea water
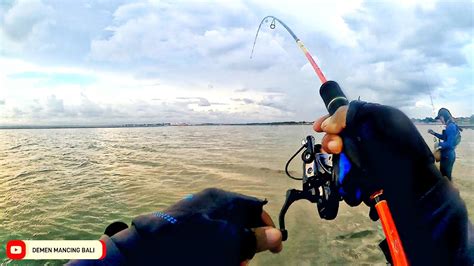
[0,125,472,265]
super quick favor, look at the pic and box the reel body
[279,135,341,241]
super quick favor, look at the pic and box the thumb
[254,227,283,254]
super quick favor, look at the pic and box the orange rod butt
[374,199,409,266]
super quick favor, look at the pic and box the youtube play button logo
[5,240,105,260]
[6,240,26,260]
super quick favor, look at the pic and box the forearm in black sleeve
[345,101,472,265]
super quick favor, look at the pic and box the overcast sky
[0,0,472,125]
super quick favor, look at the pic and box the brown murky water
[0,124,472,265]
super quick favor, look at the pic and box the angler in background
[428,108,462,181]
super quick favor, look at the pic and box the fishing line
[250,15,327,84]
[250,16,326,144]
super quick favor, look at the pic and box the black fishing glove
[67,188,274,266]
[336,101,438,206]
[318,101,472,265]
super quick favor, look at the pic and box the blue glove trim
[339,187,347,197]
[184,194,194,200]
[338,152,352,185]
[153,211,177,224]
[355,188,361,201]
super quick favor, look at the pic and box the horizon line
[0,120,459,130]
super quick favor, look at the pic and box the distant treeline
[0,121,312,130]
[411,115,474,124]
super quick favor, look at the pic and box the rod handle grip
[319,81,349,115]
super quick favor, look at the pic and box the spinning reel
[279,135,342,241]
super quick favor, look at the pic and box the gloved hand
[312,101,473,265]
[314,101,441,264]
[428,129,435,135]
[313,102,438,208]
[69,188,282,266]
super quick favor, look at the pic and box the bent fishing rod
[424,71,440,153]
[251,15,408,266]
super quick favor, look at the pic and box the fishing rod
[423,71,437,116]
[251,16,408,265]
[429,94,436,115]
[424,71,441,161]
[251,16,327,84]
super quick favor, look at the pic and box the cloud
[0,93,292,125]
[232,98,255,104]
[0,0,124,64]
[399,2,472,66]
[1,0,53,41]
[324,0,473,111]
[176,97,211,107]
[198,98,211,107]
[88,0,288,73]
[0,0,472,125]
[256,96,292,113]
[45,95,64,114]
[344,1,472,67]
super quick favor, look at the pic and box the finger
[254,227,283,254]
[240,260,250,266]
[104,221,129,237]
[320,106,348,134]
[313,114,330,132]
[321,134,343,154]
[261,210,275,227]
